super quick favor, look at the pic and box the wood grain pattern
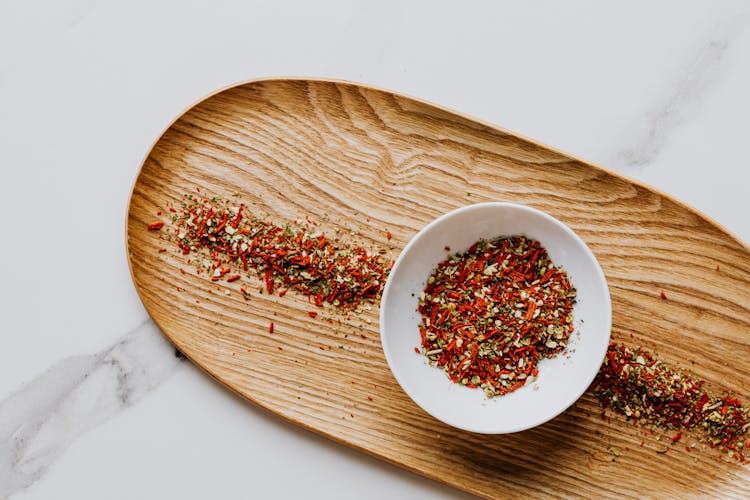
[126,78,750,498]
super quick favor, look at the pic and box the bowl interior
[380,202,611,434]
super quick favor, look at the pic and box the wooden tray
[126,78,750,498]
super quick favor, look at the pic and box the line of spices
[593,342,750,461]
[165,194,392,310]
[418,235,576,397]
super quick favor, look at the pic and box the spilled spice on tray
[164,194,391,310]
[593,342,750,461]
[417,235,576,397]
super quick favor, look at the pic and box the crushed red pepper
[166,195,391,310]
[593,342,750,460]
[418,235,576,397]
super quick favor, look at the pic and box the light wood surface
[126,78,750,498]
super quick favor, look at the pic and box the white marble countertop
[2,1,750,498]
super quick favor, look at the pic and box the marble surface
[1,1,750,498]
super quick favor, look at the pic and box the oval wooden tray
[127,78,750,498]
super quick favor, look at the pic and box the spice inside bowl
[417,235,577,398]
[380,203,611,434]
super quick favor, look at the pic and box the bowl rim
[379,201,612,434]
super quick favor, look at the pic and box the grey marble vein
[0,321,181,499]
[614,14,748,170]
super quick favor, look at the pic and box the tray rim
[124,76,750,498]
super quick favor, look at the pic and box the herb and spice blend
[162,194,392,311]
[417,235,577,397]
[594,342,750,461]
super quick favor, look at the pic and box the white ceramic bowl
[380,202,611,434]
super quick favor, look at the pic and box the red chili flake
[308,311,318,318]
[360,334,367,339]
[367,396,373,401]
[277,346,283,351]
[716,264,721,271]
[386,230,392,240]
[278,289,287,297]
[418,235,575,398]
[158,248,167,253]
[269,322,274,334]
[147,222,164,230]
[660,290,667,300]
[593,341,750,459]
[226,275,241,282]
[444,246,450,251]
[414,347,420,354]
[169,207,177,213]
[166,194,390,311]
[179,268,186,275]
[157,210,162,215]
[685,446,691,452]
[349,413,354,418]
